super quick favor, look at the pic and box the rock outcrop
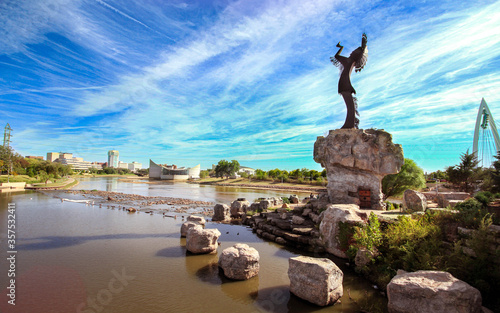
[218,243,260,280]
[319,204,367,258]
[387,270,482,313]
[314,129,404,210]
[185,225,221,254]
[288,256,343,306]
[402,190,427,213]
[230,199,250,218]
[435,192,470,208]
[212,203,230,222]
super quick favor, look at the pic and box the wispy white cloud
[3,0,500,172]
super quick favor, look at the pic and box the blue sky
[1,0,499,172]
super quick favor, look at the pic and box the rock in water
[187,215,206,226]
[212,203,230,222]
[314,129,404,210]
[218,244,260,280]
[402,189,427,213]
[230,200,250,218]
[185,225,221,254]
[319,204,366,258]
[288,256,343,306]
[387,270,482,313]
[180,221,199,237]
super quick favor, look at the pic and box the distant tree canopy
[382,158,426,200]
[427,169,448,181]
[446,150,480,193]
[0,146,72,178]
[491,151,500,192]
[215,160,240,178]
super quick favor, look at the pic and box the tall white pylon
[472,98,500,166]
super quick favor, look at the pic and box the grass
[195,177,326,189]
[0,175,39,184]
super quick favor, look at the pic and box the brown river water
[0,177,386,313]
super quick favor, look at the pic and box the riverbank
[26,177,79,190]
[192,177,328,193]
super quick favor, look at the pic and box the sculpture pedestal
[314,129,404,210]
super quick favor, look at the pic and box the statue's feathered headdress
[353,33,368,72]
[353,47,368,72]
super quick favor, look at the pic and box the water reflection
[0,179,387,313]
[75,177,311,203]
[18,233,178,250]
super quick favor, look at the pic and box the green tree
[447,150,480,192]
[382,158,426,200]
[491,151,500,192]
[215,160,240,178]
[199,170,209,179]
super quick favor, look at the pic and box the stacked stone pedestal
[314,129,404,210]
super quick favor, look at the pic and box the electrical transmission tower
[3,123,12,147]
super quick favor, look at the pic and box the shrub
[381,214,443,273]
[446,215,500,311]
[385,201,394,210]
[281,197,290,204]
[474,191,493,207]
[350,213,382,252]
[454,198,489,228]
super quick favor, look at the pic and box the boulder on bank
[387,270,482,313]
[212,203,230,222]
[319,204,367,258]
[218,243,260,280]
[187,215,206,226]
[230,199,250,218]
[403,190,427,213]
[288,256,343,306]
[185,225,221,254]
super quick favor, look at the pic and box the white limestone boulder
[319,204,366,258]
[402,189,427,213]
[288,256,343,306]
[212,203,230,222]
[185,225,221,254]
[218,243,259,280]
[387,270,482,313]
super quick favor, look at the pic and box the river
[0,177,386,313]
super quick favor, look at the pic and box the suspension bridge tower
[472,98,500,167]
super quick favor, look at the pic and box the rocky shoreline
[192,181,327,193]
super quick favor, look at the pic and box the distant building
[90,162,105,170]
[128,161,142,172]
[108,150,119,168]
[117,161,142,172]
[26,156,44,160]
[239,166,256,176]
[47,152,60,162]
[53,153,93,171]
[149,160,200,180]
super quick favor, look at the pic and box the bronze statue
[331,33,368,129]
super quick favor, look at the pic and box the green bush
[447,215,500,311]
[352,213,382,252]
[474,191,493,207]
[281,197,290,204]
[381,214,443,273]
[454,198,489,228]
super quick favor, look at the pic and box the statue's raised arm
[330,33,368,129]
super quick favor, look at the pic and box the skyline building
[108,150,119,168]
